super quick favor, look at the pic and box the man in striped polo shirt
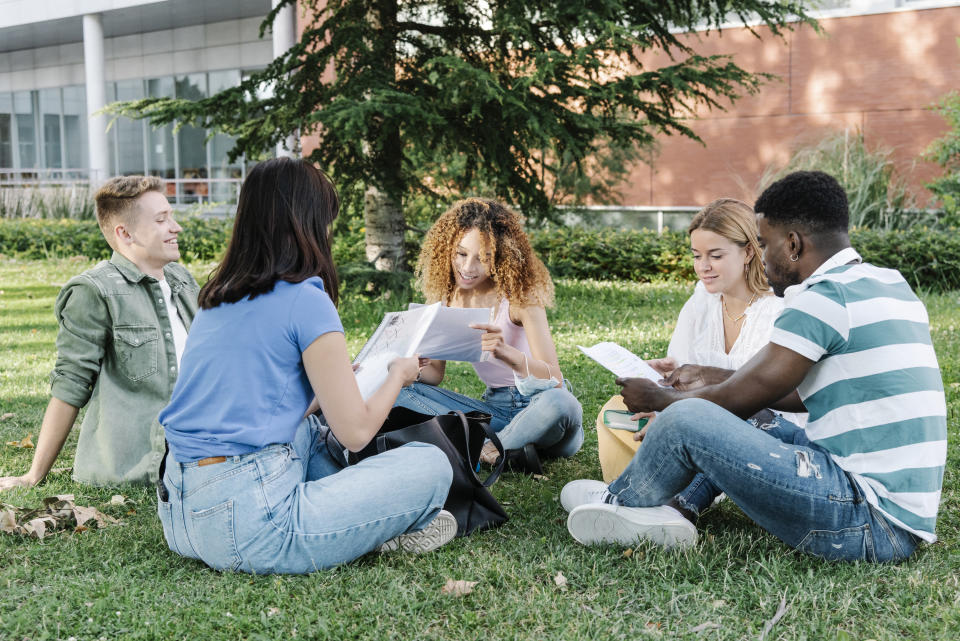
[562,171,946,561]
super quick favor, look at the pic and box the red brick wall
[620,7,960,207]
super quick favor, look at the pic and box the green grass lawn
[1,258,958,640]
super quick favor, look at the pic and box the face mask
[512,352,560,396]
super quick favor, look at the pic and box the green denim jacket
[51,252,199,485]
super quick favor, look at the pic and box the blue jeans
[610,398,920,562]
[395,382,583,458]
[157,415,453,574]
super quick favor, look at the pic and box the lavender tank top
[470,298,532,388]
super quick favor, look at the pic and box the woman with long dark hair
[157,158,455,574]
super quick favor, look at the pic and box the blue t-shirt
[159,277,343,462]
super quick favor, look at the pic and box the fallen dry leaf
[532,474,549,481]
[5,433,34,449]
[0,495,121,540]
[0,412,15,421]
[553,571,568,591]
[689,621,720,633]
[622,548,633,558]
[645,622,662,630]
[0,508,17,533]
[441,579,477,597]
[267,607,280,617]
[110,495,126,505]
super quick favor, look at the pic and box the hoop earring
[789,254,799,262]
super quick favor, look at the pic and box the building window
[14,91,36,171]
[0,92,12,169]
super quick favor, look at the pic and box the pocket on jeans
[797,524,875,562]
[185,499,242,571]
[156,497,180,555]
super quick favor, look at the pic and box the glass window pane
[39,88,62,169]
[146,78,175,198]
[176,74,208,203]
[62,86,87,172]
[207,70,242,201]
[14,91,36,170]
[113,80,145,175]
[0,92,12,168]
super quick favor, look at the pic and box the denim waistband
[178,442,289,468]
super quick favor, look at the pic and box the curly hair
[416,198,554,307]
[688,198,769,297]
[754,170,849,234]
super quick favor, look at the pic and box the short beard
[766,262,796,298]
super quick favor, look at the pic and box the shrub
[850,226,960,292]
[760,129,917,230]
[925,91,960,228]
[3,220,959,292]
[529,226,694,282]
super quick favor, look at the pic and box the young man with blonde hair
[0,176,198,489]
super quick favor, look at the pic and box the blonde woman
[396,198,583,473]
[595,198,804,482]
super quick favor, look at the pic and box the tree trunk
[363,0,405,272]
[363,184,406,271]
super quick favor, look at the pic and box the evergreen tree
[108,0,812,270]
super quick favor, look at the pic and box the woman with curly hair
[396,198,583,473]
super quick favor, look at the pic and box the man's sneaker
[378,510,458,554]
[567,503,697,549]
[560,479,614,512]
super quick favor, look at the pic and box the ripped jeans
[609,398,920,562]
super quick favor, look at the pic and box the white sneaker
[378,510,458,554]
[560,479,613,512]
[567,504,697,549]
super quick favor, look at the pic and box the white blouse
[666,281,806,426]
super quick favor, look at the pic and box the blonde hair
[94,175,165,242]
[688,198,769,296]
[416,198,554,307]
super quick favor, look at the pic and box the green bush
[3,220,959,292]
[529,226,695,282]
[850,226,960,292]
[760,129,918,230]
[0,218,234,262]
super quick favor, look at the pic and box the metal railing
[559,205,701,234]
[0,169,243,208]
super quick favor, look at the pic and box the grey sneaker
[378,510,458,554]
[560,479,614,512]
[567,504,697,549]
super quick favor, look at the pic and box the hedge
[1,219,958,292]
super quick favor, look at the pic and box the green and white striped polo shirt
[770,248,946,542]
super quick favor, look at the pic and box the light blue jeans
[157,415,453,574]
[395,382,584,458]
[610,398,920,562]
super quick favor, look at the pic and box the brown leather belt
[197,456,226,467]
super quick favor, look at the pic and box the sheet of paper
[415,306,489,362]
[353,304,440,399]
[577,342,664,383]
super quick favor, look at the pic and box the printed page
[353,304,440,399]
[416,306,490,362]
[577,342,664,383]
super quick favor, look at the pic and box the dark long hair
[199,158,340,308]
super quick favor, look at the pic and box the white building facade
[0,0,295,202]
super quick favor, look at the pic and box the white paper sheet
[415,305,490,362]
[353,303,490,399]
[577,342,664,383]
